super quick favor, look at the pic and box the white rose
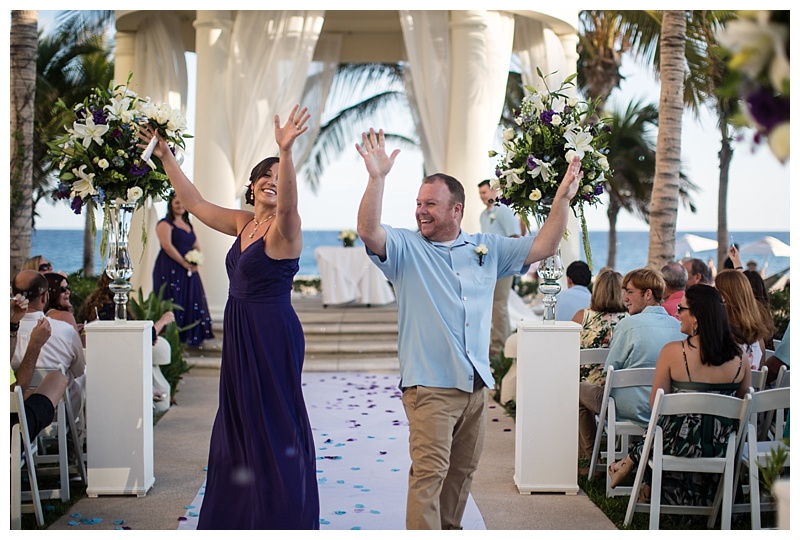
[565,149,580,163]
[97,158,109,170]
[597,155,609,171]
[551,114,562,126]
[502,128,516,141]
[582,185,594,194]
[529,189,542,201]
[127,186,144,202]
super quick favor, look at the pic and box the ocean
[31,229,790,279]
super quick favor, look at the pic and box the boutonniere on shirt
[475,244,488,266]
[489,212,496,223]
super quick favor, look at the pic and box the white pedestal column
[514,320,580,494]
[84,320,154,497]
[193,10,236,321]
[445,10,515,234]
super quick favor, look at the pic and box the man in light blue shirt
[355,128,582,529]
[478,179,522,358]
[554,260,592,321]
[577,268,685,465]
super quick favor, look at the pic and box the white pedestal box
[514,320,581,494]
[84,320,154,497]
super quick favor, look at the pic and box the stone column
[445,10,515,234]
[193,10,236,320]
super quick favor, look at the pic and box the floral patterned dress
[628,344,743,507]
[579,309,627,385]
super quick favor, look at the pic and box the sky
[21,7,794,234]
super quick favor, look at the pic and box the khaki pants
[578,381,604,459]
[401,384,487,529]
[490,276,514,358]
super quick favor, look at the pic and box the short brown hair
[422,173,465,208]
[622,268,666,303]
[590,270,625,313]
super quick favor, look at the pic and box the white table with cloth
[314,246,396,307]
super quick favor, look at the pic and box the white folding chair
[29,368,87,502]
[624,389,752,530]
[734,387,790,529]
[588,366,655,497]
[760,365,790,440]
[10,387,44,527]
[750,366,769,392]
[580,347,610,368]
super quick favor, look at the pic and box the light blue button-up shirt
[367,225,534,392]
[604,305,685,426]
[479,204,518,237]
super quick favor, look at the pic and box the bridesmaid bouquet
[489,69,612,269]
[184,249,203,277]
[339,229,358,248]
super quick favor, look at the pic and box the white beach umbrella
[675,233,718,257]
[740,236,791,258]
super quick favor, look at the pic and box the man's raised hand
[355,128,400,180]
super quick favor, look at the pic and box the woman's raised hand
[355,128,400,180]
[136,124,170,160]
[274,105,310,152]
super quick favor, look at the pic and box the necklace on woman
[249,213,276,238]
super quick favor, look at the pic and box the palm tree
[648,10,687,269]
[10,10,39,276]
[603,100,697,269]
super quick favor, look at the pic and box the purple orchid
[129,162,149,177]
[540,110,555,126]
[71,196,83,214]
[746,87,790,132]
[594,184,604,195]
[91,108,108,125]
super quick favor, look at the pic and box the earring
[692,324,698,337]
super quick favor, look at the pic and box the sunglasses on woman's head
[676,305,690,314]
[60,285,70,293]
[39,262,52,271]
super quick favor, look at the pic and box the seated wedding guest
[607,285,750,507]
[660,261,687,318]
[43,272,83,342]
[571,269,627,385]
[578,268,684,470]
[11,270,85,419]
[555,260,592,321]
[764,322,790,385]
[682,258,711,287]
[356,127,581,529]
[11,296,69,440]
[743,269,775,350]
[714,269,774,370]
[22,254,52,273]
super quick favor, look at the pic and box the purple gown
[197,232,319,530]
[152,219,214,346]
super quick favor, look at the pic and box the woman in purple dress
[139,105,318,529]
[152,193,214,346]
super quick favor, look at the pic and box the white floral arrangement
[339,229,358,247]
[475,244,488,266]
[184,249,203,266]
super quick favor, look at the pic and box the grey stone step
[188,355,400,373]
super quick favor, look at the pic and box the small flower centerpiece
[339,229,358,248]
[489,69,612,270]
[184,249,204,277]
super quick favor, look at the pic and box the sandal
[609,456,634,488]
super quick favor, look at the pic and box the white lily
[768,122,790,163]
[527,158,545,180]
[550,95,567,113]
[70,165,98,198]
[73,116,109,148]
[564,128,594,159]
[104,95,133,121]
[489,178,501,191]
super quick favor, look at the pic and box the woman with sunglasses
[22,255,53,273]
[43,273,84,344]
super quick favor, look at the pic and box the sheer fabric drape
[399,10,450,175]
[514,16,570,93]
[132,14,190,295]
[225,11,325,194]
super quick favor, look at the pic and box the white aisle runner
[178,372,486,530]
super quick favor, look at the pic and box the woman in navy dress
[139,105,318,529]
[152,193,214,346]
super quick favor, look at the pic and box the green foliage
[293,277,321,295]
[768,282,790,340]
[512,277,538,302]
[757,438,790,495]
[128,283,196,399]
[65,270,99,321]
[489,350,514,399]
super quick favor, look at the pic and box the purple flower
[540,110,555,126]
[495,168,502,178]
[497,195,513,206]
[71,196,83,214]
[51,182,71,201]
[129,161,149,177]
[746,87,790,132]
[110,127,123,139]
[526,154,538,170]
[91,108,108,125]
[594,184,604,195]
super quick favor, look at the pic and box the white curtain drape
[514,17,570,93]
[225,10,325,194]
[131,14,189,296]
[399,10,450,175]
[293,32,342,174]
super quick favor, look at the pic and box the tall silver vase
[105,202,135,321]
[533,205,564,323]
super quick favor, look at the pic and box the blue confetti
[354,485,363,488]
[351,467,360,471]
[336,480,346,484]
[367,436,375,439]
[361,488,371,492]
[69,521,80,526]
[335,443,345,447]
[370,510,381,514]
[391,468,401,472]
[355,504,365,508]
[71,513,82,518]
[316,469,324,473]
[377,459,384,462]
[318,477,328,484]
[352,526,362,530]
[113,520,125,525]
[188,512,199,517]
[184,505,196,509]
[320,519,330,525]
[334,510,346,515]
